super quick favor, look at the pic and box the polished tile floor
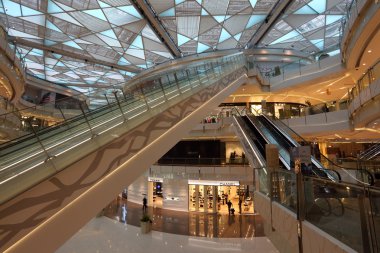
[57,217,279,253]
[103,198,264,238]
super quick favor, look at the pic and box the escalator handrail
[244,114,291,170]
[320,156,374,186]
[232,116,266,168]
[360,143,380,160]
[230,107,267,167]
[260,114,340,182]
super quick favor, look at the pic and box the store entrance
[189,185,218,213]
[148,180,163,208]
[153,182,163,208]
[189,182,254,214]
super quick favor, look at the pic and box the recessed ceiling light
[363,63,366,66]
[368,50,372,53]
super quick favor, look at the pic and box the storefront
[188,180,253,214]
[147,177,163,208]
[127,167,254,213]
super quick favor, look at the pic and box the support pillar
[195,185,199,211]
[212,186,217,213]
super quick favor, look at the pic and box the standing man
[143,196,147,212]
[227,200,232,215]
[238,198,242,214]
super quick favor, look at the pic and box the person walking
[143,196,147,212]
[227,200,232,215]
[238,199,242,214]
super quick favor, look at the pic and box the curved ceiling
[0,0,353,92]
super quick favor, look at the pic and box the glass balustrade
[303,177,372,253]
[348,59,380,103]
[271,170,297,212]
[156,157,250,166]
[255,167,380,253]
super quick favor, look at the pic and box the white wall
[162,178,189,212]
[282,110,350,136]
[127,174,148,205]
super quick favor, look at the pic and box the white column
[204,186,208,213]
[147,182,153,206]
[195,185,199,211]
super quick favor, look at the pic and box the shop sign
[148,177,163,183]
[188,180,239,186]
[164,196,179,201]
[219,181,239,186]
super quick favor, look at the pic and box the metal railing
[348,59,380,104]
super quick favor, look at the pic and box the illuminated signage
[188,180,239,186]
[164,196,179,201]
[148,177,163,183]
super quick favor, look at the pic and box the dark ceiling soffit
[130,0,182,57]
[246,0,294,49]
[8,37,140,73]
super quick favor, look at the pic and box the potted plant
[140,214,152,234]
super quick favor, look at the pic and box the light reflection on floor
[103,198,264,238]
[56,217,279,253]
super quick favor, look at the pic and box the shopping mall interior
[0,0,379,252]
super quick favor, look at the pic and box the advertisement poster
[290,146,311,174]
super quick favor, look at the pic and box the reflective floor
[57,217,279,253]
[103,198,264,238]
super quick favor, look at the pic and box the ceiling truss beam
[130,0,181,58]
[246,0,293,48]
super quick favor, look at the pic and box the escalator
[234,111,374,185]
[234,113,339,181]
[0,53,248,253]
[240,114,291,170]
[264,114,375,186]
[254,115,339,180]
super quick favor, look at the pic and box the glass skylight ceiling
[148,0,278,55]
[0,0,353,93]
[258,0,351,53]
[0,0,174,71]
[11,44,134,92]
